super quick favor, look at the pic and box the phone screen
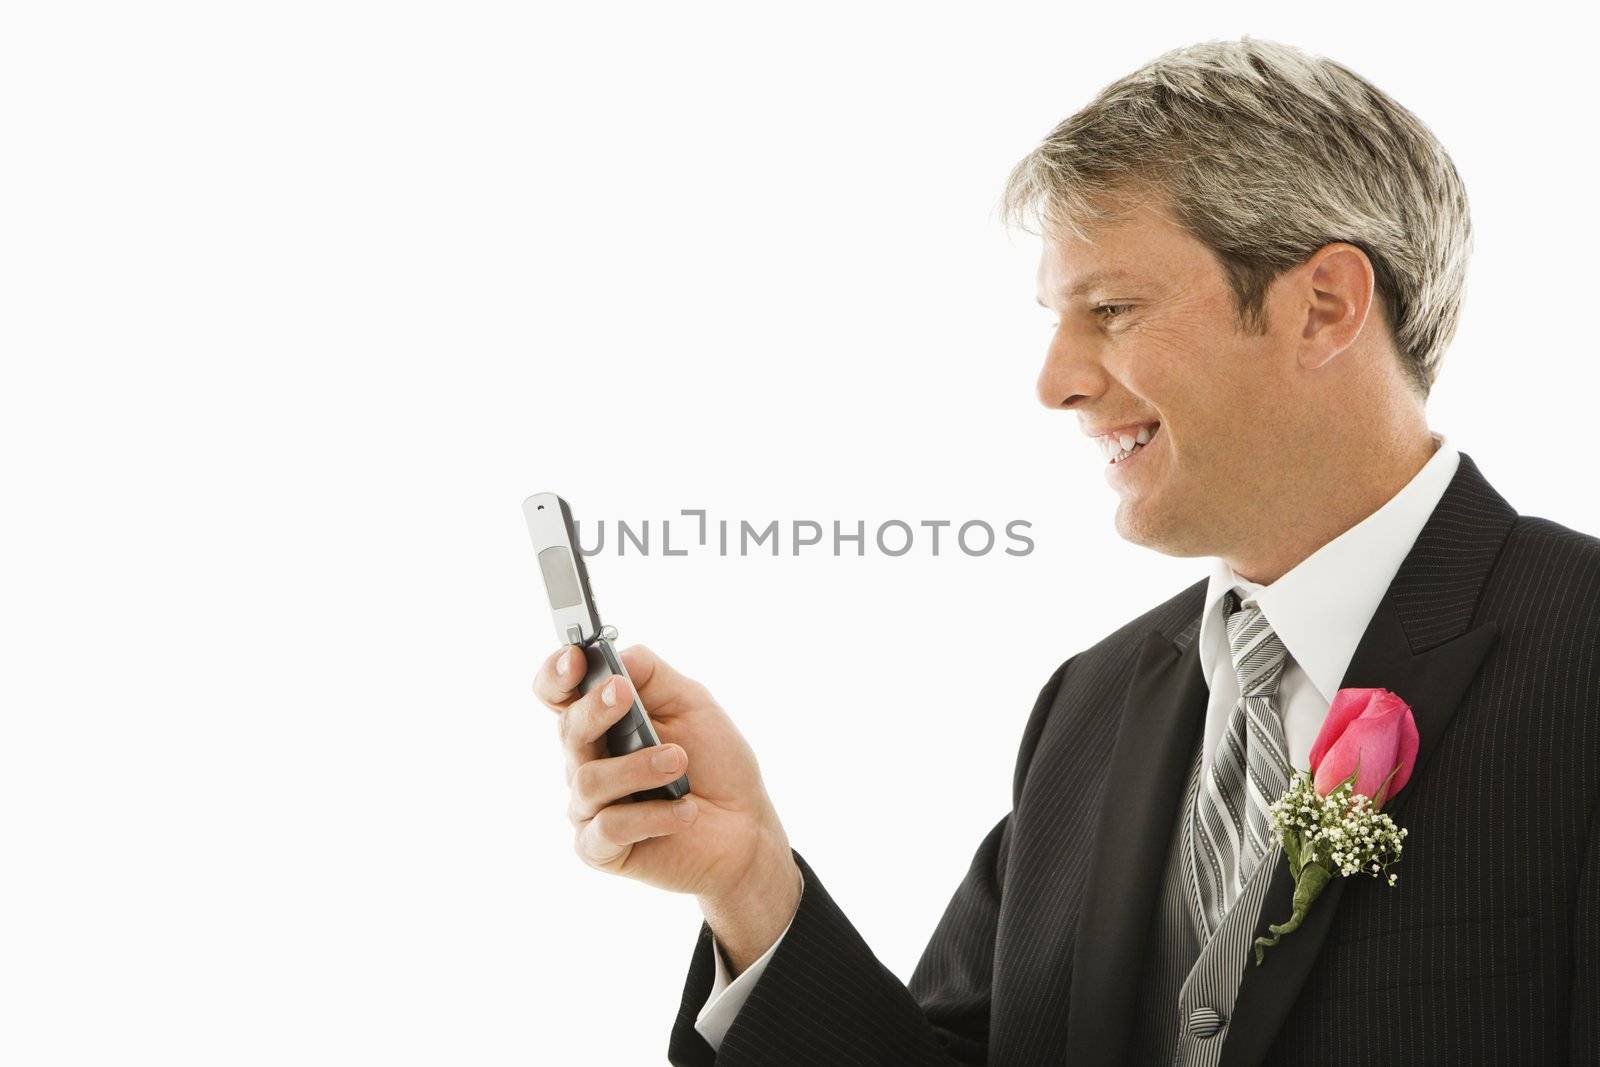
[538,546,583,610]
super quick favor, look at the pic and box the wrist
[698,848,803,976]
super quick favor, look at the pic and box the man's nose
[1035,327,1104,411]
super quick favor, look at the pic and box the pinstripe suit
[668,451,1600,1065]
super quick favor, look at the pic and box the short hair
[1000,37,1472,400]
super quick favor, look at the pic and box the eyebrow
[1035,269,1141,307]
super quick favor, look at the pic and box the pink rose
[1308,687,1420,807]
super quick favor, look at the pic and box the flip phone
[522,492,691,802]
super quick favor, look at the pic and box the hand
[533,643,802,966]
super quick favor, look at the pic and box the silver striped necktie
[1188,588,1292,939]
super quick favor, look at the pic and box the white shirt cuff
[691,870,803,1050]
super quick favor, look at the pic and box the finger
[559,672,640,754]
[574,795,700,868]
[616,644,706,720]
[568,743,690,823]
[559,673,645,786]
[533,644,584,710]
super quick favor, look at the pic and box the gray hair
[1000,36,1471,400]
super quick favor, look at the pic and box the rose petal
[1349,712,1402,799]
[1383,695,1421,803]
[1309,688,1381,774]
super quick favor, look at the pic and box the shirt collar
[1197,430,1461,705]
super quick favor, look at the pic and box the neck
[1226,426,1439,586]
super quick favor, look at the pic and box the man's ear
[1296,242,1375,372]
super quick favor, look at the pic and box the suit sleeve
[694,896,799,1049]
[667,656,1074,1066]
[1572,784,1600,1059]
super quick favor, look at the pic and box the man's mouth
[1099,422,1160,464]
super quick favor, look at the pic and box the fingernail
[652,745,683,773]
[602,679,616,706]
[672,798,698,822]
[556,647,574,677]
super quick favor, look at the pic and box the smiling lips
[1098,422,1160,464]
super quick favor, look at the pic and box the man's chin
[1111,496,1156,546]
[1113,493,1203,558]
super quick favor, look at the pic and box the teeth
[1097,423,1158,463]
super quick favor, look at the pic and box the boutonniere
[1252,687,1419,965]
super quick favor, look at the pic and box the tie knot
[1223,589,1288,698]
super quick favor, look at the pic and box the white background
[3,2,1595,1064]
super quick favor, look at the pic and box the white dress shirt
[693,430,1459,1051]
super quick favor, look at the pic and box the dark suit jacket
[668,451,1600,1066]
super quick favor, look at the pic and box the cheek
[1122,328,1241,472]
[1117,329,1193,410]
[1129,319,1261,418]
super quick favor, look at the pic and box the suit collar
[1061,450,1517,1067]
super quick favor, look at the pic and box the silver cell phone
[522,492,690,802]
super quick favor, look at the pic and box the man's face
[1035,194,1307,560]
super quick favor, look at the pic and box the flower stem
[1253,862,1333,965]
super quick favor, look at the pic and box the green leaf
[1282,827,1302,873]
[1373,762,1402,811]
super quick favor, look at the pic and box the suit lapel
[1218,451,1515,1065]
[1062,624,1209,1067]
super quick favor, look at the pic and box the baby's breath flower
[1267,770,1406,886]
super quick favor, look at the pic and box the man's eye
[1095,303,1132,320]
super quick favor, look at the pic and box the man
[534,38,1600,1065]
